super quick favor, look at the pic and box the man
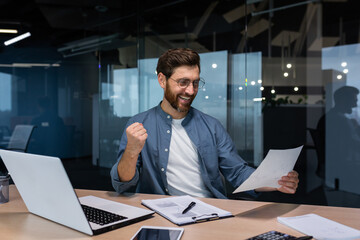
[317,86,360,144]
[316,86,360,188]
[111,48,299,199]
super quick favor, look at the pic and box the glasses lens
[178,79,190,88]
[175,78,204,89]
[193,80,199,89]
[198,79,204,89]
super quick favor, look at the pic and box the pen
[295,236,313,240]
[182,201,196,214]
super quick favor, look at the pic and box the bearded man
[110,48,299,199]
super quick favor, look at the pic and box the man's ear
[158,72,166,89]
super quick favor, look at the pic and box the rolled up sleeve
[110,161,139,194]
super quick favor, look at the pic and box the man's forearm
[117,149,139,182]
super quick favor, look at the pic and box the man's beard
[164,84,195,112]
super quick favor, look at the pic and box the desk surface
[1,185,360,240]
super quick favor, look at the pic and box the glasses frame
[168,77,205,89]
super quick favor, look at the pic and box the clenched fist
[125,122,148,157]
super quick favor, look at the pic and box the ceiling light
[341,62,347,67]
[343,69,348,74]
[294,86,299,92]
[284,72,289,77]
[251,81,255,85]
[0,29,18,34]
[286,63,292,69]
[271,89,275,94]
[13,63,50,67]
[58,33,120,58]
[337,74,342,80]
[212,63,217,69]
[0,64,14,67]
[4,32,31,46]
[0,62,61,68]
[260,86,264,91]
[258,79,262,84]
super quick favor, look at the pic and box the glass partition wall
[1,0,359,207]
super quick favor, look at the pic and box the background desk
[1,185,360,239]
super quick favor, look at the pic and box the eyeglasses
[169,77,205,89]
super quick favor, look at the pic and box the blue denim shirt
[110,103,256,199]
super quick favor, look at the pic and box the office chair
[7,125,36,152]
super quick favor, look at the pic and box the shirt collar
[156,101,194,125]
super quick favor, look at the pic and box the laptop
[0,149,154,235]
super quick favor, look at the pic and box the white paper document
[141,195,232,225]
[278,213,360,240]
[233,145,303,193]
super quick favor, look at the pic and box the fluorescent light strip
[0,63,61,68]
[4,32,31,46]
[0,64,15,67]
[13,63,50,67]
[71,40,112,52]
[0,29,18,34]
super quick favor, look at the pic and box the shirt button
[167,115,170,119]
[167,130,170,134]
[165,148,168,152]
[161,168,164,172]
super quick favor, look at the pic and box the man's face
[164,65,200,113]
[342,94,358,114]
[351,95,358,108]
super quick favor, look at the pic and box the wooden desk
[1,185,359,239]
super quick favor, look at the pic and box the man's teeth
[179,96,190,100]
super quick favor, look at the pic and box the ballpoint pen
[182,201,196,214]
[295,236,313,240]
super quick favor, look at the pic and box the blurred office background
[0,0,359,207]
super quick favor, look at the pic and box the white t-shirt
[166,118,213,198]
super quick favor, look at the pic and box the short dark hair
[156,48,200,78]
[334,86,359,104]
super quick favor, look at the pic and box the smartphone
[130,226,184,240]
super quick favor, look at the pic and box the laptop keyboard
[81,204,127,225]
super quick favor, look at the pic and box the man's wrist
[123,147,140,159]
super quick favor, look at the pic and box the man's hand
[277,170,299,194]
[117,122,148,182]
[125,122,148,157]
[255,171,299,194]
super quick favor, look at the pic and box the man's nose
[185,83,196,95]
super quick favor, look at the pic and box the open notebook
[142,195,233,225]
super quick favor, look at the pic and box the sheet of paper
[233,146,303,193]
[278,213,360,240]
[141,195,232,225]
